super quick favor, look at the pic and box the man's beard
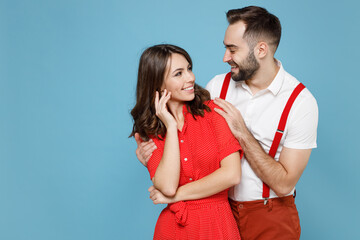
[230,50,260,82]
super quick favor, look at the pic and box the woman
[130,44,242,239]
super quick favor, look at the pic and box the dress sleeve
[207,100,243,161]
[146,137,165,180]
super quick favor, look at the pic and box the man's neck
[246,58,280,95]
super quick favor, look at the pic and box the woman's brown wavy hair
[130,44,211,141]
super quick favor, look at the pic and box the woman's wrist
[166,124,178,132]
[173,188,184,202]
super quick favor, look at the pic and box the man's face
[223,21,259,82]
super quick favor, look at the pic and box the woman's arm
[151,127,180,197]
[151,90,180,197]
[149,151,241,204]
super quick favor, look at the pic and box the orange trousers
[229,195,301,240]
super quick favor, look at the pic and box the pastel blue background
[1,0,359,239]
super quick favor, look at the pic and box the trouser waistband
[229,195,295,210]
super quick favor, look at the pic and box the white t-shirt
[206,61,318,201]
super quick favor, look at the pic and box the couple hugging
[130,6,318,240]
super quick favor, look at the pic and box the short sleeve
[206,100,243,161]
[284,91,318,149]
[146,138,165,179]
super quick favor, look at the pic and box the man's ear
[256,41,268,59]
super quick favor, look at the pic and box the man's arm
[236,128,311,196]
[214,97,312,197]
[134,133,157,167]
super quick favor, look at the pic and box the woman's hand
[155,89,177,129]
[148,185,176,204]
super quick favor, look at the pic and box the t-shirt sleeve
[146,138,165,180]
[284,91,319,149]
[207,101,243,161]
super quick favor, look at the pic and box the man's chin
[231,72,247,82]
[230,71,237,78]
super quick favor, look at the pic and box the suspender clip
[264,198,269,205]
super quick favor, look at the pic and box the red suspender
[262,83,306,198]
[219,72,232,100]
[219,74,306,199]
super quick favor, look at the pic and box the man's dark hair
[227,6,282,52]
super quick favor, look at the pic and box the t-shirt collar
[267,60,284,96]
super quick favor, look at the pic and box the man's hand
[135,133,157,167]
[214,98,312,197]
[148,185,176,204]
[214,97,247,140]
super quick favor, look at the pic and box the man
[135,6,318,240]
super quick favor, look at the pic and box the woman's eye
[188,66,192,71]
[175,71,182,76]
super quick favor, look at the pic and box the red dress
[147,100,243,240]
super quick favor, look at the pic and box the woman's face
[161,53,195,103]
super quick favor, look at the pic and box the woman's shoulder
[202,100,222,121]
[203,99,222,112]
[202,99,229,126]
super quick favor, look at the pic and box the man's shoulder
[207,73,228,85]
[206,73,229,95]
[282,70,317,103]
[280,71,318,122]
[210,73,229,81]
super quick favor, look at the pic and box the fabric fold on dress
[169,201,188,226]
